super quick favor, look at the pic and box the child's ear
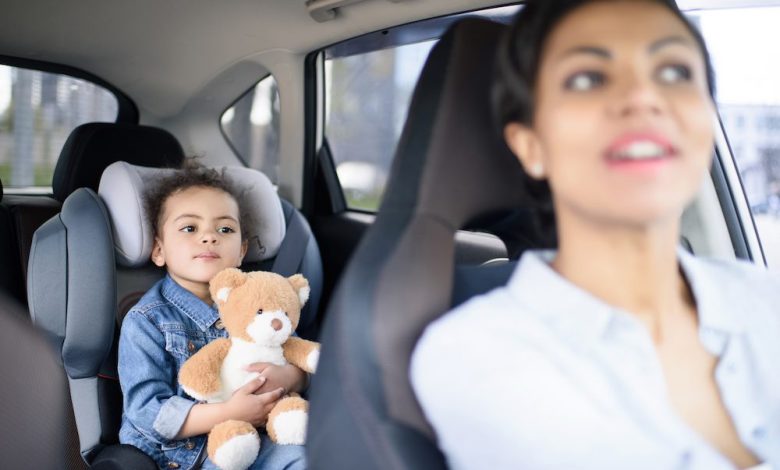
[504,122,547,180]
[151,238,165,267]
[239,240,249,264]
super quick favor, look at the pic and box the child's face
[506,0,715,229]
[151,186,247,299]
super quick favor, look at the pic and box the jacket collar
[160,275,220,332]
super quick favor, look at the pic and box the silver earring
[529,162,544,178]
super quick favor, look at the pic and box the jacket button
[187,341,196,352]
[185,441,195,450]
[167,462,180,469]
[215,320,225,330]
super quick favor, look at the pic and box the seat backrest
[27,160,323,464]
[0,293,69,468]
[308,18,538,469]
[2,122,185,307]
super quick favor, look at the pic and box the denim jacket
[118,275,228,470]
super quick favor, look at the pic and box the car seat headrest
[52,123,185,202]
[98,161,286,267]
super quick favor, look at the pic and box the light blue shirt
[411,250,780,469]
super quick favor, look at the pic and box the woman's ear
[151,238,165,267]
[504,122,546,180]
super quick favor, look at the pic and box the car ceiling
[0,0,500,119]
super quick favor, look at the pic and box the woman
[411,1,779,469]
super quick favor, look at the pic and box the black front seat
[307,18,543,469]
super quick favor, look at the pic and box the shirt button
[167,462,180,469]
[187,341,196,352]
[215,320,225,330]
[185,441,195,450]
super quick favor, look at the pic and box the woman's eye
[179,225,195,233]
[656,64,691,84]
[564,71,605,91]
[217,226,236,234]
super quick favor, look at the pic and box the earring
[529,162,544,178]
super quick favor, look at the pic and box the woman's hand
[244,362,307,395]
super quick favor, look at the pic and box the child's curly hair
[145,162,250,240]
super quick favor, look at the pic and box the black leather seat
[307,18,547,469]
[0,292,69,468]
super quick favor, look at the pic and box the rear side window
[692,6,780,266]
[322,6,520,212]
[221,75,281,184]
[0,65,118,188]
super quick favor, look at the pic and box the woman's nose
[610,73,664,118]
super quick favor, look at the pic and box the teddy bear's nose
[271,319,283,331]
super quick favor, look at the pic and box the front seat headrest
[52,123,185,202]
[98,161,286,267]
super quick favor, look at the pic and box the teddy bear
[178,268,320,470]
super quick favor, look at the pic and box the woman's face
[505,0,715,229]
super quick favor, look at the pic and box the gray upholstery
[27,188,117,460]
[0,293,68,468]
[28,162,324,466]
[309,19,532,469]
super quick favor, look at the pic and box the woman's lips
[604,132,677,162]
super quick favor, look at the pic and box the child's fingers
[242,362,273,374]
[257,387,286,404]
[236,376,266,395]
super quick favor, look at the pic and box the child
[118,167,307,470]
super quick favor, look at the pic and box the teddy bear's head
[209,268,310,346]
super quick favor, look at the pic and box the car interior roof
[0,0,502,120]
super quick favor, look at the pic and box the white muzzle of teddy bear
[246,310,293,346]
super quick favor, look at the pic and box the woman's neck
[552,213,695,343]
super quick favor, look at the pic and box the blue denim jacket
[118,275,228,470]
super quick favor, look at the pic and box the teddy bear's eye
[257,309,263,314]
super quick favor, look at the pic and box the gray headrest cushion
[98,161,285,267]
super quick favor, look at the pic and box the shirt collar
[505,248,743,350]
[161,275,220,331]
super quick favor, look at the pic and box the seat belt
[271,201,311,277]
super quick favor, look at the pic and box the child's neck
[168,273,212,304]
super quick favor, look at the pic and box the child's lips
[195,251,220,260]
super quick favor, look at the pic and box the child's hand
[224,377,285,427]
[244,362,307,395]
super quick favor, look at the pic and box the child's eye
[564,71,605,91]
[179,225,195,233]
[217,226,236,234]
[656,64,691,84]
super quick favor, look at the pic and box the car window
[322,6,520,212]
[0,65,118,188]
[221,75,281,184]
[691,6,780,267]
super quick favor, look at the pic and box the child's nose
[201,231,217,243]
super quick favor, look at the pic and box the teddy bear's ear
[288,274,310,307]
[209,268,248,305]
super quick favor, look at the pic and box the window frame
[0,54,138,123]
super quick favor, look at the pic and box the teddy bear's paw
[208,421,260,470]
[213,433,260,470]
[269,409,308,445]
[306,348,320,372]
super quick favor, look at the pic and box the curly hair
[145,164,250,240]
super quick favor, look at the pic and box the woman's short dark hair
[492,0,717,244]
[494,0,716,128]
[145,163,250,240]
